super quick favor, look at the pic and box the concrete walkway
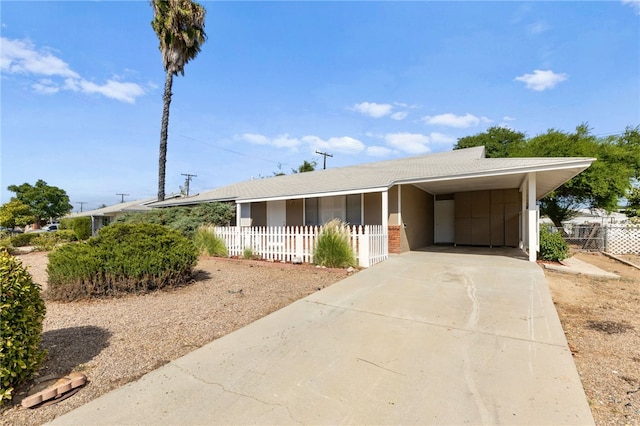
[49,248,594,425]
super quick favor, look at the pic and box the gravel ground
[0,252,350,426]
[2,251,639,426]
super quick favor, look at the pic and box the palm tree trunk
[158,70,173,201]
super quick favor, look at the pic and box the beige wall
[399,185,434,252]
[388,185,399,225]
[286,199,304,226]
[251,202,267,227]
[363,192,382,225]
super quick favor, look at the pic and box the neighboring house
[152,147,594,262]
[68,197,160,235]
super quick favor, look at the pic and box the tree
[7,180,72,224]
[151,0,207,201]
[0,200,35,230]
[454,126,527,158]
[626,186,640,218]
[292,160,317,173]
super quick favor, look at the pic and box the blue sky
[2,1,639,211]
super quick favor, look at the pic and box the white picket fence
[213,225,388,268]
[550,224,640,254]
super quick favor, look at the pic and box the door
[267,200,286,227]
[435,200,455,244]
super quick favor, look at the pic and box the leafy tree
[626,186,640,218]
[0,200,35,230]
[151,0,207,201]
[454,126,527,158]
[7,180,72,224]
[292,160,317,174]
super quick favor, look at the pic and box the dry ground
[1,250,639,425]
[545,252,640,426]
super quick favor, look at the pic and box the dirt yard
[1,250,639,425]
[545,252,640,426]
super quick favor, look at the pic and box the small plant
[313,219,356,268]
[242,247,254,260]
[9,233,38,247]
[0,251,47,405]
[539,227,569,262]
[31,230,77,251]
[47,223,198,301]
[60,217,92,240]
[193,226,228,257]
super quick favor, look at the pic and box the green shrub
[539,227,569,262]
[115,202,236,237]
[0,238,13,255]
[9,233,38,247]
[47,223,198,301]
[32,230,77,252]
[0,251,47,405]
[193,226,228,257]
[60,217,92,240]
[313,219,356,268]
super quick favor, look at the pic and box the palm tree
[151,0,207,201]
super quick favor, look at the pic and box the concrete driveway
[50,248,593,425]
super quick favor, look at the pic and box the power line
[315,150,333,169]
[178,134,289,166]
[116,193,129,203]
[76,202,87,212]
[181,173,197,196]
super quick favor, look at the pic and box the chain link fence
[547,224,640,254]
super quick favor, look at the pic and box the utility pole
[116,193,129,203]
[181,173,197,196]
[315,150,333,170]
[76,202,87,212]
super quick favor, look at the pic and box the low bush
[193,226,228,257]
[0,251,47,405]
[60,217,92,240]
[115,202,236,237]
[47,223,198,301]
[9,233,38,247]
[313,219,356,268]
[243,247,254,260]
[32,230,77,251]
[0,238,13,254]
[539,227,569,262]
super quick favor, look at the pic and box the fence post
[359,226,370,268]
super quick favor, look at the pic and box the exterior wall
[251,202,267,227]
[363,192,382,225]
[286,199,304,226]
[388,185,399,225]
[400,185,434,252]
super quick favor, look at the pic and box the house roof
[69,197,158,217]
[151,147,595,207]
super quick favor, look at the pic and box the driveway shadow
[40,326,112,375]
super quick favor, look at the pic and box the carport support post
[527,173,537,262]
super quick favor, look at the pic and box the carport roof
[150,146,595,206]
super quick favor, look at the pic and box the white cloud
[527,21,549,35]
[503,116,516,122]
[302,135,365,154]
[351,102,393,118]
[622,0,640,15]
[428,132,456,145]
[384,133,431,154]
[32,79,59,94]
[272,134,301,149]
[1,37,145,103]
[366,146,394,157]
[238,133,269,144]
[422,113,487,128]
[514,69,568,91]
[390,111,408,120]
